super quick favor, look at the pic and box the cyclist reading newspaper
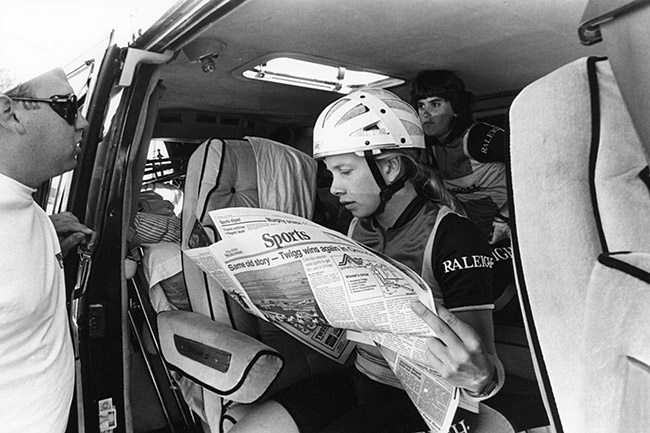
[231,89,504,433]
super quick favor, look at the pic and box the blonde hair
[377,148,466,215]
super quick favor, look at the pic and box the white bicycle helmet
[313,88,425,159]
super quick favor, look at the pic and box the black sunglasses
[11,94,79,125]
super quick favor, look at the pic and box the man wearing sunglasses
[0,66,91,432]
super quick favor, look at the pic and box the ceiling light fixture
[240,56,404,94]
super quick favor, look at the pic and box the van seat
[174,137,342,429]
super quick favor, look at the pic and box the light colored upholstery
[181,137,317,329]
[174,137,342,431]
[157,310,283,404]
[509,57,650,432]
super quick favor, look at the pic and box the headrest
[201,138,260,212]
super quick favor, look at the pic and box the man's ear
[0,95,25,133]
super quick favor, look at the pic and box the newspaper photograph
[183,207,460,432]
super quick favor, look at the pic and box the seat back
[508,56,650,432]
[180,137,342,396]
[181,137,317,332]
[176,137,328,430]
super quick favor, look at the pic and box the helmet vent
[312,88,425,159]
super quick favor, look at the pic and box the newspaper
[185,209,355,363]
[183,208,460,432]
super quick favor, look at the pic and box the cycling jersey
[351,196,494,398]
[431,122,509,238]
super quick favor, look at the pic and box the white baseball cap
[0,29,62,93]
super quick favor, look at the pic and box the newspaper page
[379,345,459,433]
[184,208,460,432]
[204,209,436,335]
[185,212,354,363]
[209,208,316,239]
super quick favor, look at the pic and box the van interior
[48,0,638,432]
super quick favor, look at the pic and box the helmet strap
[364,151,407,217]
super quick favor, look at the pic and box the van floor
[130,350,196,432]
[130,350,170,432]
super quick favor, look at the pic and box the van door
[67,49,171,433]
[64,2,250,432]
[63,40,128,433]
